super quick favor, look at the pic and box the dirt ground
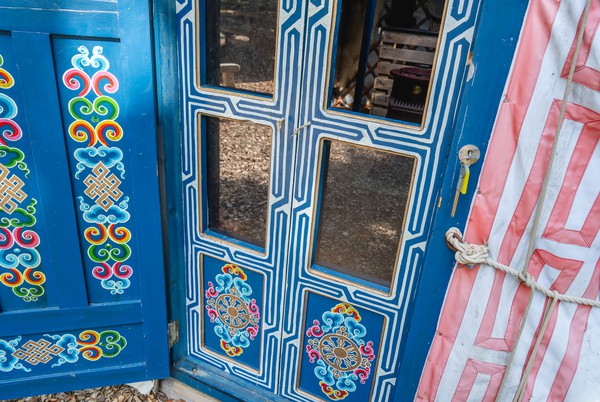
[3,385,179,402]
[313,142,414,286]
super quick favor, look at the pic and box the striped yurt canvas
[418,0,600,400]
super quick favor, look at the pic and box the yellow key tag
[460,163,470,194]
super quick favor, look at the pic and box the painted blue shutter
[0,1,168,398]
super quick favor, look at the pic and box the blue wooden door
[0,1,168,398]
[170,0,494,400]
[279,1,478,400]
[170,0,308,398]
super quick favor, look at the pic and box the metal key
[450,145,480,217]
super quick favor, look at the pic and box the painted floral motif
[305,303,376,400]
[0,329,127,372]
[205,264,260,357]
[0,54,45,302]
[0,57,15,88]
[62,46,133,294]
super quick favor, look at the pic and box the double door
[173,0,481,400]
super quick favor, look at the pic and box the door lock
[451,145,480,217]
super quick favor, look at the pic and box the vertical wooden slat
[117,1,170,378]
[12,32,89,308]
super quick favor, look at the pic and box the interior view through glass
[204,115,272,249]
[203,0,278,95]
[313,140,415,289]
[331,0,446,125]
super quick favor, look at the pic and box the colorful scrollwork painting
[0,54,45,302]
[62,46,133,294]
[305,303,376,400]
[205,264,260,357]
[0,329,127,372]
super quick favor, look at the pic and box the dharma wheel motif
[305,303,376,400]
[205,264,260,357]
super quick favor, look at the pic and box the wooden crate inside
[372,30,437,117]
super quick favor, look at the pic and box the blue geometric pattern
[179,0,481,399]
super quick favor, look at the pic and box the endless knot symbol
[12,339,64,365]
[0,164,27,214]
[216,294,250,329]
[83,162,123,211]
[318,333,361,372]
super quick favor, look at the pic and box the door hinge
[168,320,179,348]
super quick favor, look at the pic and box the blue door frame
[153,0,530,401]
[0,1,168,398]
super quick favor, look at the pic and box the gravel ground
[2,384,182,402]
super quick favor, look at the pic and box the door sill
[171,358,288,402]
[161,378,219,402]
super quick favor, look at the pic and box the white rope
[445,228,600,307]
[513,291,559,402]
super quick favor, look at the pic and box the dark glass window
[330,0,446,125]
[203,0,278,95]
[313,140,415,288]
[203,115,272,249]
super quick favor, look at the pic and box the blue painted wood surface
[0,6,119,38]
[12,32,90,310]
[172,0,307,394]
[161,0,530,401]
[0,1,168,398]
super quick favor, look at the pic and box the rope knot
[520,272,535,289]
[445,228,488,268]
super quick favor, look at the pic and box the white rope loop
[445,228,600,308]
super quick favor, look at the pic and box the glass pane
[204,115,272,248]
[330,0,446,125]
[313,141,415,288]
[204,0,278,95]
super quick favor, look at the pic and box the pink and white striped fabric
[418,0,600,400]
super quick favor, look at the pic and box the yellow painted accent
[460,165,470,194]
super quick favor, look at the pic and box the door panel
[280,0,479,399]
[175,0,479,400]
[176,0,305,393]
[54,38,142,302]
[296,292,386,401]
[0,33,59,311]
[200,254,265,371]
[0,2,168,398]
